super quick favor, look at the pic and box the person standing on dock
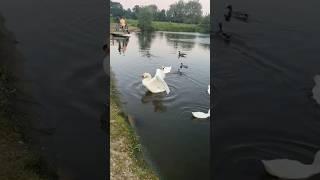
[119,16,126,31]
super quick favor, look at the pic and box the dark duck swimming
[225,5,249,22]
[178,51,187,57]
[217,22,231,42]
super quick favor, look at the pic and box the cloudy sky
[113,0,210,15]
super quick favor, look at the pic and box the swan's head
[314,75,320,83]
[142,73,152,79]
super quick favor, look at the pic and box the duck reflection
[141,91,167,112]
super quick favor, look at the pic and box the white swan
[192,109,210,119]
[262,150,320,179]
[161,66,171,74]
[312,75,320,104]
[142,68,170,94]
[192,84,211,119]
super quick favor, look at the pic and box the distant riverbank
[110,18,209,33]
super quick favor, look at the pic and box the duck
[142,67,171,94]
[178,51,187,57]
[226,5,249,22]
[217,22,231,42]
[262,150,320,179]
[180,63,188,69]
[192,85,211,119]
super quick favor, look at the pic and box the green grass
[110,72,158,180]
[152,21,201,32]
[127,19,201,32]
[0,68,54,180]
[112,18,207,33]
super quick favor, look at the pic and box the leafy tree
[111,0,208,29]
[132,5,140,19]
[167,0,185,23]
[124,8,133,19]
[156,9,167,21]
[184,0,202,24]
[166,0,202,24]
[137,7,153,32]
[110,1,124,18]
[199,15,210,33]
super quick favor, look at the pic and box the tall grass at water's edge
[110,72,159,180]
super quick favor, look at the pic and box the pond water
[213,0,320,179]
[0,0,107,179]
[110,31,210,179]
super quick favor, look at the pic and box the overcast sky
[113,0,210,15]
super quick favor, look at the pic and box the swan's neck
[312,164,320,176]
[312,151,320,174]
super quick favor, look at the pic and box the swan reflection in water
[141,91,167,112]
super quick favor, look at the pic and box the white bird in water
[262,150,320,179]
[161,66,171,74]
[192,84,211,119]
[142,66,171,94]
[192,109,210,119]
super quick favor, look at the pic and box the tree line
[110,0,209,25]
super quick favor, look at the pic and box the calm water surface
[213,0,320,179]
[0,0,107,179]
[110,32,210,179]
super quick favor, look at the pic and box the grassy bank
[110,73,158,180]
[0,68,52,180]
[127,19,203,32]
[110,18,207,33]
[0,15,53,180]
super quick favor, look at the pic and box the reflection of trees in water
[158,32,164,39]
[137,32,156,50]
[165,33,196,39]
[136,32,156,58]
[199,43,210,50]
[164,33,196,51]
[141,91,167,112]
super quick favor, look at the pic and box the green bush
[137,7,153,32]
